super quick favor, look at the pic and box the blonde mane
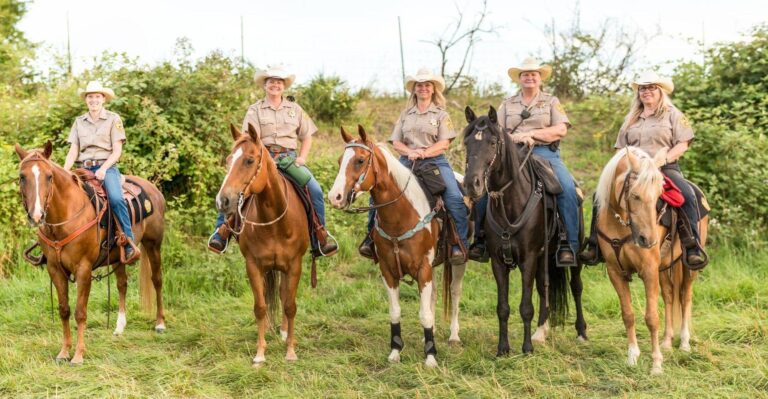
[594,147,664,212]
[375,143,431,219]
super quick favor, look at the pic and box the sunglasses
[638,85,659,92]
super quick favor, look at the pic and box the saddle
[657,180,709,228]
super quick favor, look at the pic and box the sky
[18,0,767,93]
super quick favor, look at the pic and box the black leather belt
[76,159,107,168]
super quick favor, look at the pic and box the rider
[579,72,708,267]
[63,81,139,263]
[358,68,468,264]
[468,58,580,266]
[207,65,338,257]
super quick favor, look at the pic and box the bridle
[19,155,90,228]
[341,141,414,214]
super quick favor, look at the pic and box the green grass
[1,230,766,398]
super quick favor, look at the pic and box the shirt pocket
[259,115,277,134]
[505,114,522,131]
[529,104,551,127]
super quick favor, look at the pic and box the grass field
[1,108,767,398]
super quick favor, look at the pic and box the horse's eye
[244,158,255,166]
[19,175,25,183]
[630,193,641,201]
[356,157,366,165]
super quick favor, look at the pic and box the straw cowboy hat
[405,68,446,93]
[254,65,296,89]
[78,81,115,102]
[507,58,552,84]
[631,71,674,94]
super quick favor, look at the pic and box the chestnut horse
[328,126,465,368]
[16,141,166,365]
[463,107,586,356]
[216,124,310,366]
[594,147,708,374]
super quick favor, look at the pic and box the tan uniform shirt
[241,98,317,150]
[614,106,694,157]
[389,103,456,150]
[498,92,571,136]
[67,109,126,162]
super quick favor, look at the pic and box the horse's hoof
[650,365,663,375]
[424,355,438,368]
[387,349,401,363]
[576,335,589,343]
[55,357,69,364]
[69,358,83,366]
[496,349,509,357]
[252,355,266,366]
[447,338,462,347]
[155,325,166,334]
[680,343,691,352]
[285,352,298,362]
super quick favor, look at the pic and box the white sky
[19,0,767,93]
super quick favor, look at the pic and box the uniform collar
[508,91,550,104]
[260,97,292,110]
[407,102,439,115]
[83,109,108,123]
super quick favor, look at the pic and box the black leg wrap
[423,327,437,356]
[390,323,404,351]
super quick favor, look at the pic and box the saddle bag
[276,154,312,187]
[530,156,563,195]
[413,162,446,197]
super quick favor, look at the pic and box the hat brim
[254,72,295,89]
[630,80,674,95]
[404,76,445,93]
[507,65,552,84]
[78,88,115,102]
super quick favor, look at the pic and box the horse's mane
[595,146,664,211]
[374,142,431,219]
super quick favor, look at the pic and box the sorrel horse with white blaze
[216,124,310,366]
[463,107,587,356]
[594,147,708,374]
[328,126,466,368]
[15,141,166,365]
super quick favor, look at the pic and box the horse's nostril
[335,194,342,201]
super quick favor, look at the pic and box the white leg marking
[31,165,43,222]
[532,320,549,343]
[627,343,641,366]
[388,349,401,363]
[280,329,288,342]
[216,147,242,209]
[680,324,691,352]
[449,263,466,343]
[328,149,354,208]
[113,312,127,335]
[383,277,401,324]
[419,281,434,329]
[424,354,438,368]
[252,354,266,364]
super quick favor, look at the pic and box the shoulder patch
[555,102,567,115]
[445,117,453,130]
[114,118,125,133]
[680,114,691,128]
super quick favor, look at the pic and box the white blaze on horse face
[216,147,243,209]
[328,148,355,208]
[31,165,43,222]
[418,281,435,329]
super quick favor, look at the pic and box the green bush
[294,73,357,123]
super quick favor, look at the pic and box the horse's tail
[442,255,453,320]
[138,246,155,313]
[548,260,570,327]
[265,269,280,330]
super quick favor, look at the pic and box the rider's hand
[407,150,423,160]
[294,156,307,166]
[95,167,107,180]
[511,133,535,147]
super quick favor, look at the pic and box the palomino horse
[15,141,166,364]
[216,124,310,365]
[594,147,708,374]
[328,126,466,368]
[463,107,587,356]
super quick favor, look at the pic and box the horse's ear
[230,123,241,141]
[340,126,354,143]
[625,147,641,171]
[247,123,261,144]
[465,106,476,123]
[489,106,498,124]
[14,143,27,160]
[357,124,368,143]
[42,140,53,159]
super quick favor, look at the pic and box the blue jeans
[662,163,700,241]
[472,147,580,253]
[88,165,134,242]
[213,150,327,239]
[367,155,469,248]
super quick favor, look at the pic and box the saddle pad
[657,180,709,228]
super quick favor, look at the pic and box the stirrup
[556,245,577,268]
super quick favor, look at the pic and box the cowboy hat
[404,68,446,93]
[507,58,552,84]
[253,65,296,89]
[630,71,674,94]
[78,81,115,101]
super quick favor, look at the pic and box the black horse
[463,106,588,355]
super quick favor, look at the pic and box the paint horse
[16,141,166,364]
[328,126,466,368]
[216,124,310,366]
[594,147,708,374]
[463,107,587,356]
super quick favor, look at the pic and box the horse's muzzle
[464,175,485,200]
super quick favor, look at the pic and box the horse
[462,106,587,356]
[216,123,310,366]
[327,125,466,368]
[593,147,708,374]
[15,141,166,365]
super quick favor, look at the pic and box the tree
[425,0,498,94]
[0,0,36,93]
